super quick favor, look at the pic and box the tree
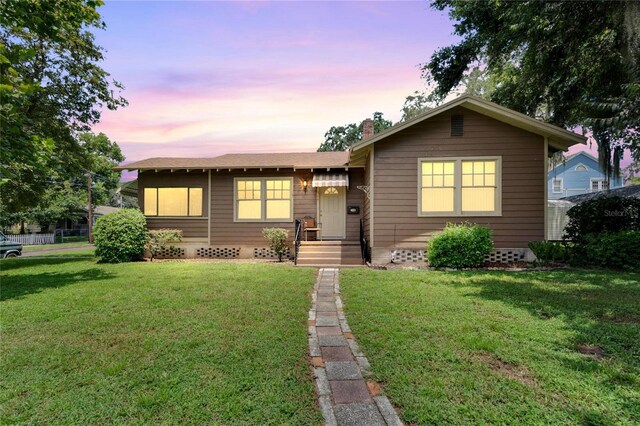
[317,112,393,151]
[400,91,433,122]
[0,0,127,212]
[0,132,124,231]
[424,0,639,176]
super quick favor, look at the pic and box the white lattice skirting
[389,248,528,264]
[196,247,240,258]
[253,247,291,259]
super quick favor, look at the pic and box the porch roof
[116,152,351,171]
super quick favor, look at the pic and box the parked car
[0,232,23,258]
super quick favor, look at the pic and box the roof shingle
[116,151,350,170]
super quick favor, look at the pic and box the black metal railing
[294,218,303,265]
[359,218,368,264]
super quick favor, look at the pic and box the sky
[92,1,627,180]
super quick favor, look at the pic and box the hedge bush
[146,229,183,261]
[579,231,640,270]
[528,241,569,265]
[427,223,493,268]
[564,196,640,268]
[564,196,640,242]
[94,209,147,263]
[262,228,289,262]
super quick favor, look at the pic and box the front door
[319,186,346,239]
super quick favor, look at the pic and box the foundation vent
[254,247,291,259]
[485,249,526,263]
[196,247,240,258]
[391,249,425,263]
[156,246,185,258]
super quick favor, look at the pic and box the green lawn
[1,257,320,424]
[22,241,92,252]
[341,269,640,425]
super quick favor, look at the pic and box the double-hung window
[418,157,501,216]
[144,187,203,217]
[235,177,293,221]
[552,178,563,194]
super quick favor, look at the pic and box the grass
[22,241,92,252]
[341,269,640,425]
[1,256,320,424]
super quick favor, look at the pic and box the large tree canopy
[425,0,639,175]
[317,112,393,152]
[0,0,126,212]
[0,132,124,232]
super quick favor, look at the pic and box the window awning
[312,173,349,188]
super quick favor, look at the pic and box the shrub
[578,231,640,270]
[528,241,569,266]
[427,222,493,268]
[564,196,640,242]
[564,196,640,268]
[94,209,147,263]
[146,229,183,261]
[262,228,289,262]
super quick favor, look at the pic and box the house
[548,151,623,200]
[117,95,585,265]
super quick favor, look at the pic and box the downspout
[543,137,549,241]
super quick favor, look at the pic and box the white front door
[319,186,346,239]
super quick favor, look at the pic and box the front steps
[296,241,363,266]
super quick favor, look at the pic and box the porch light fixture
[303,179,309,193]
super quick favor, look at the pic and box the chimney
[362,118,374,140]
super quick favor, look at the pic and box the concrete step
[300,240,360,246]
[297,250,361,259]
[297,257,363,266]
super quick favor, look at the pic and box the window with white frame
[552,178,563,193]
[590,178,609,192]
[235,177,293,221]
[419,157,501,216]
[575,164,588,171]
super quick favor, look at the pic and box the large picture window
[419,157,501,216]
[235,178,293,221]
[144,187,203,217]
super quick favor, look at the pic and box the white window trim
[143,187,206,218]
[552,177,563,193]
[417,156,502,217]
[590,178,608,192]
[574,163,588,171]
[233,177,294,222]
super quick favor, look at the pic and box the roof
[349,95,587,158]
[116,152,350,171]
[561,185,640,203]
[119,179,138,197]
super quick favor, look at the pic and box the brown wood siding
[345,169,365,241]
[362,152,371,243]
[138,170,209,238]
[209,168,364,245]
[373,106,545,249]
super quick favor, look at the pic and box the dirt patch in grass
[599,314,640,324]
[476,352,536,387]
[576,344,605,360]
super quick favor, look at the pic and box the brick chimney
[362,118,374,140]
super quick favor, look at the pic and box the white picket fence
[5,233,55,245]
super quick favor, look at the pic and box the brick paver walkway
[308,268,403,426]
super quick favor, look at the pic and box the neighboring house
[547,151,623,200]
[118,95,585,265]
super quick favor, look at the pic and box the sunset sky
[93,1,621,179]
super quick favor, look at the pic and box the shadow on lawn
[1,258,113,301]
[458,269,640,424]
